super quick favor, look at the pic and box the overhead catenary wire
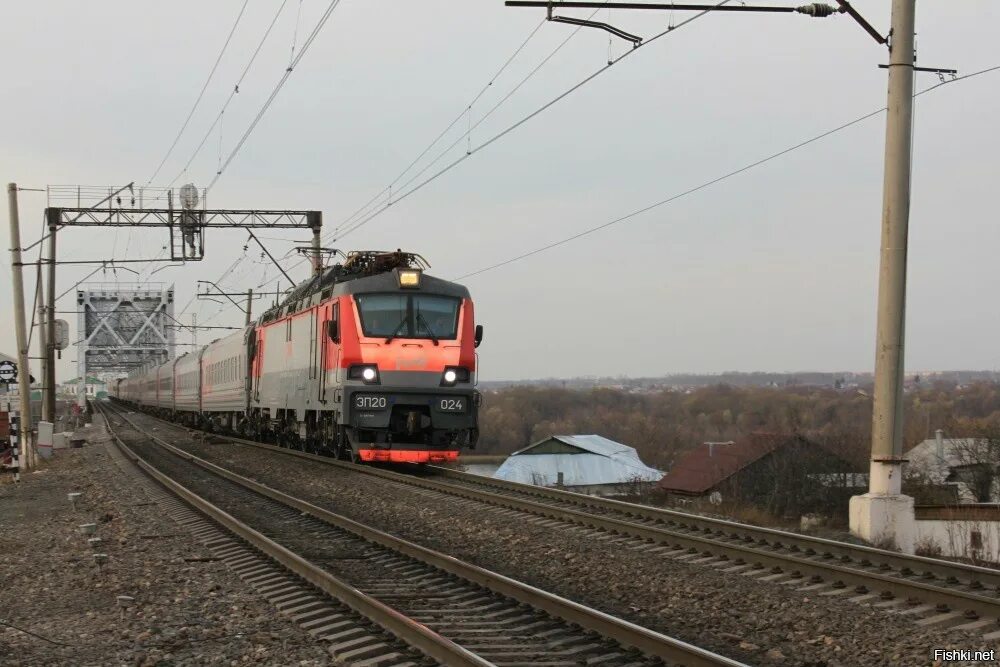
[166,0,292,189]
[178,252,247,316]
[200,8,555,320]
[175,1,340,327]
[454,64,1000,281]
[207,0,344,192]
[330,10,600,241]
[330,0,732,243]
[185,7,608,317]
[272,2,708,281]
[331,17,550,235]
[146,0,251,186]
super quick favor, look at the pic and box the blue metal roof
[495,435,662,487]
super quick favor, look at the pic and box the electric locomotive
[114,250,483,463]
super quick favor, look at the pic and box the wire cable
[331,1,731,242]
[454,63,1000,281]
[196,4,640,300]
[173,1,339,323]
[166,0,291,189]
[180,0,342,317]
[146,0,251,186]
[332,17,549,234]
[331,11,598,241]
[207,0,343,192]
[178,253,246,315]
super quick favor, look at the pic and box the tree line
[476,380,1000,471]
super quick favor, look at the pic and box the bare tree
[948,421,1000,502]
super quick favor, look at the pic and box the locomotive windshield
[356,294,460,340]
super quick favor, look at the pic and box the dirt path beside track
[0,418,329,666]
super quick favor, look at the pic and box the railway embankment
[0,417,327,666]
[130,409,999,667]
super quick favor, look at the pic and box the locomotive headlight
[440,366,470,386]
[397,269,421,288]
[348,364,380,384]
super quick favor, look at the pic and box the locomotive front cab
[335,268,482,463]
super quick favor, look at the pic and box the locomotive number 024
[438,398,465,412]
[354,395,387,410]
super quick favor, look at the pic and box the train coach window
[356,294,459,340]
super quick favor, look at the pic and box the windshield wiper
[384,317,408,343]
[416,312,439,346]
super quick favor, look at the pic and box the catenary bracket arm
[549,14,643,45]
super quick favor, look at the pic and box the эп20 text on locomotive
[112,251,484,463]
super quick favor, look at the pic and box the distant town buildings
[60,376,108,399]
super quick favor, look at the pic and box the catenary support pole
[245,289,253,327]
[312,224,323,276]
[7,183,34,471]
[850,0,917,552]
[36,257,49,423]
[46,221,57,420]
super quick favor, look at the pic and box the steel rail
[423,465,1000,589]
[99,407,492,667]
[246,443,1000,619]
[105,403,745,667]
[110,403,1000,622]
[205,427,1000,592]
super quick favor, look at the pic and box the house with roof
[906,430,999,503]
[492,435,662,496]
[60,376,108,399]
[659,433,864,517]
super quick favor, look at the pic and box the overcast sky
[2,1,998,382]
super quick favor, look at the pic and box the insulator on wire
[796,3,838,17]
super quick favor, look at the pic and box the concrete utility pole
[849,0,917,553]
[35,260,49,422]
[46,221,56,420]
[7,183,35,471]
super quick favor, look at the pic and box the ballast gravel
[0,421,329,666]
[149,418,999,667]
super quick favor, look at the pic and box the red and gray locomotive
[113,251,483,463]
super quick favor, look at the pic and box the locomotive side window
[356,294,459,340]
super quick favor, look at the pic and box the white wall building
[493,435,663,497]
[906,430,999,503]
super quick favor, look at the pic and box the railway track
[111,401,1000,637]
[98,401,745,667]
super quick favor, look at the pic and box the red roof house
[658,433,864,518]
